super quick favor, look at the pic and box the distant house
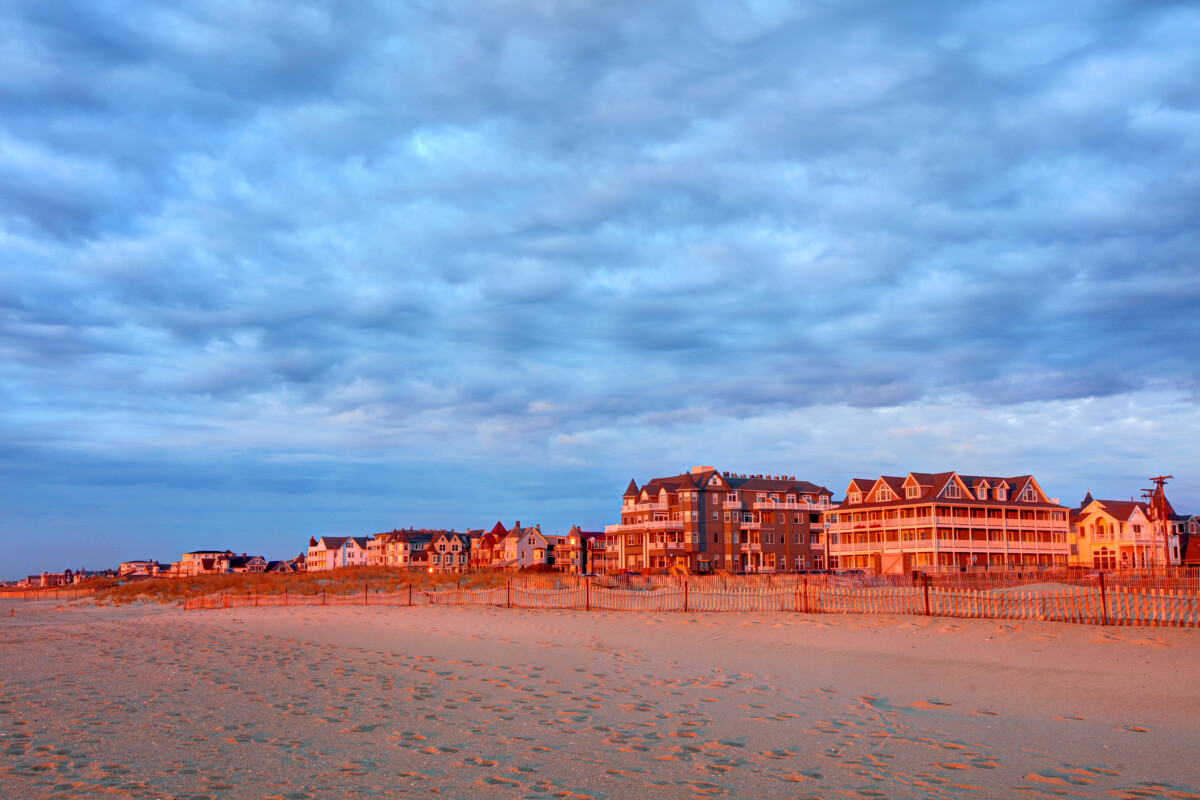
[170,550,234,577]
[554,525,606,574]
[496,521,553,570]
[471,522,508,569]
[118,560,162,578]
[228,554,268,573]
[305,536,371,572]
[368,529,436,569]
[428,531,471,573]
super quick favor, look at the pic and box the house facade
[605,466,832,574]
[170,550,234,576]
[306,536,371,572]
[495,522,554,569]
[428,531,471,572]
[825,472,1070,573]
[554,525,605,574]
[1070,495,1162,568]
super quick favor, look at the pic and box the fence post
[507,579,512,609]
[1099,571,1108,626]
[408,582,413,607]
[586,579,590,612]
[684,580,689,613]
[322,589,326,606]
[364,581,368,606]
[922,573,931,616]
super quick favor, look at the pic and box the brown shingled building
[606,466,833,573]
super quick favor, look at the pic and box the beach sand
[1,599,1198,799]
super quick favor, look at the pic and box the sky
[3,0,1199,579]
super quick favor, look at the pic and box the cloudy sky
[3,0,1199,578]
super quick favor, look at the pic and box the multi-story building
[825,472,1070,573]
[553,526,605,574]
[428,531,471,572]
[369,529,435,569]
[305,536,371,572]
[1070,494,1162,568]
[495,522,554,569]
[169,550,234,576]
[605,466,833,574]
[471,522,508,569]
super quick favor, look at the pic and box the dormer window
[849,492,862,504]
[976,487,987,500]
[878,488,893,502]
[995,487,1007,501]
[906,486,920,499]
[1021,487,1036,502]
[944,483,961,499]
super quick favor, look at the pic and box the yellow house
[1071,496,1162,568]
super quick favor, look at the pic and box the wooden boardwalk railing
[182,578,1200,627]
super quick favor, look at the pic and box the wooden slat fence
[180,578,1200,628]
[0,588,98,601]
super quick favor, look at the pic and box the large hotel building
[825,472,1070,572]
[605,466,833,573]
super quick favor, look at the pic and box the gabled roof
[1079,499,1150,522]
[316,536,349,549]
[623,479,639,498]
[837,471,1062,508]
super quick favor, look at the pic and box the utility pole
[1141,475,1173,567]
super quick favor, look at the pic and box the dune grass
[92,568,567,605]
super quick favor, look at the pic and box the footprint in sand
[910,700,951,709]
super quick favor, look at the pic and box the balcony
[623,501,668,514]
[647,540,687,553]
[723,501,746,510]
[738,520,762,530]
[740,542,763,552]
[610,520,684,533]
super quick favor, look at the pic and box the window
[713,532,720,543]
[794,533,801,544]
[1022,487,1036,502]
[906,486,920,499]
[777,513,784,523]
[724,512,730,522]
[944,483,961,499]
[849,492,862,504]
[878,488,892,502]
[712,511,718,521]
[976,487,987,500]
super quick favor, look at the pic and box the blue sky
[3,0,1199,578]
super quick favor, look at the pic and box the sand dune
[1,599,1198,799]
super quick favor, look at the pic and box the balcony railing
[723,501,746,510]
[827,539,1069,554]
[622,501,668,513]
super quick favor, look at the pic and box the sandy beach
[2,600,1198,799]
